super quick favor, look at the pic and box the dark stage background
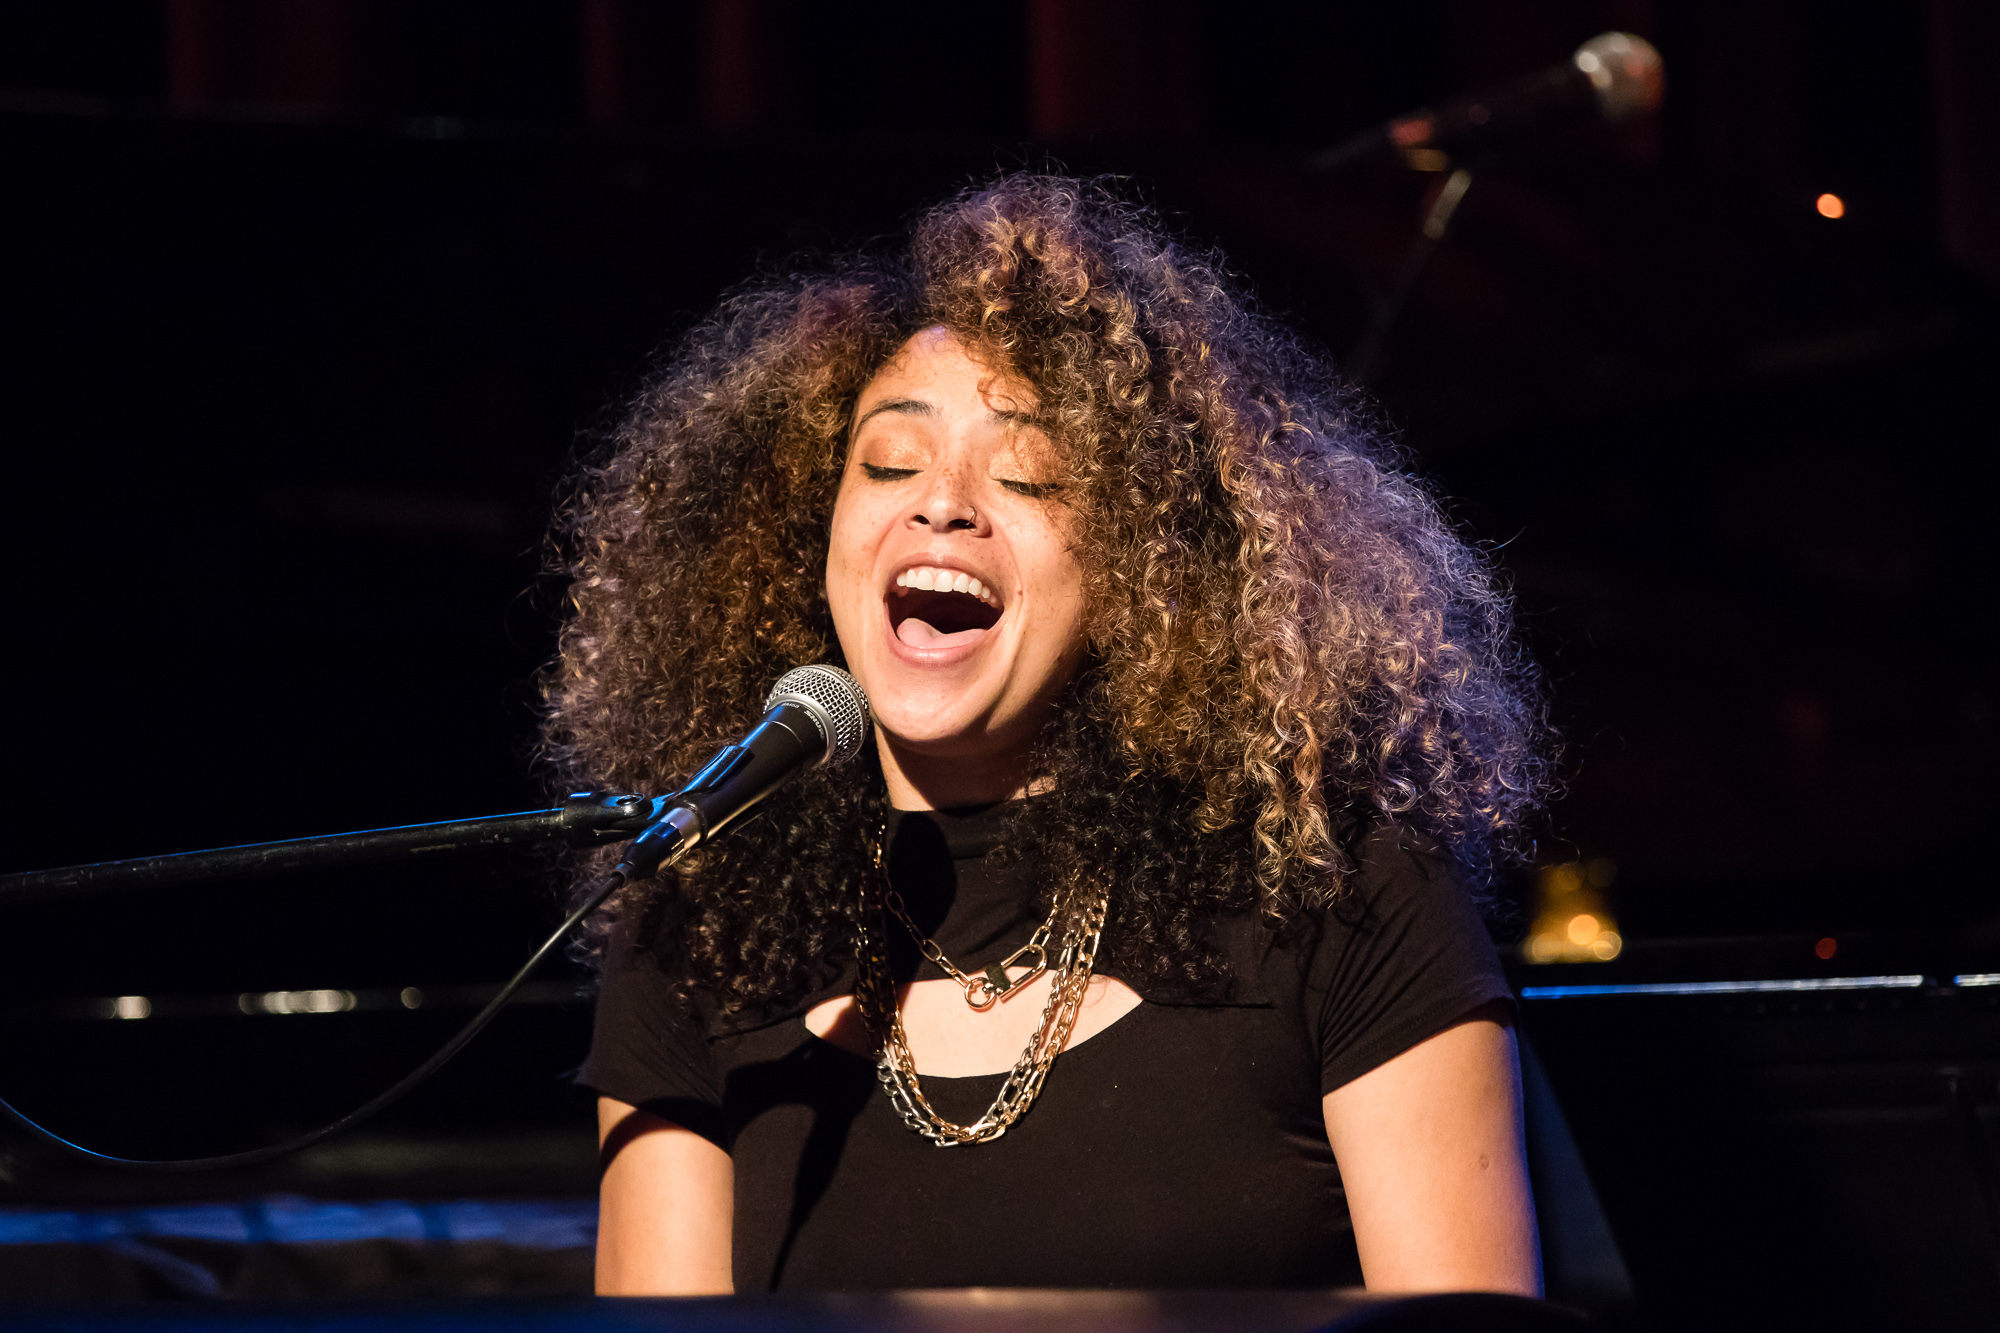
[2,2,1998,1328]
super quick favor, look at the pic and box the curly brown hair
[543,173,1549,1011]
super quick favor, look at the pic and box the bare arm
[1321,1004,1541,1295]
[595,1096,735,1295]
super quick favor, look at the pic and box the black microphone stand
[0,790,664,1171]
[1339,158,1478,387]
[0,790,661,906]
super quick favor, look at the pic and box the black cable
[0,870,627,1173]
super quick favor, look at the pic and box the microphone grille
[1572,32,1664,122]
[765,665,872,767]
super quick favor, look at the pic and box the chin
[863,676,1005,752]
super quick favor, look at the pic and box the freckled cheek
[824,498,890,625]
[1036,541,1087,621]
[1052,564,1091,661]
[1019,556,1089,665]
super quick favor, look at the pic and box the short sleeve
[1311,825,1515,1096]
[575,921,731,1151]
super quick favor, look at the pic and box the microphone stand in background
[1307,31,1663,386]
[1339,163,1477,388]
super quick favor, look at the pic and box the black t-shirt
[578,803,1512,1292]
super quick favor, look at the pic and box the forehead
[856,327,1035,413]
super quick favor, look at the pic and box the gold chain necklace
[853,816,1108,1146]
[877,843,1061,1010]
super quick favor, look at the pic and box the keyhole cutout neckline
[802,974,1145,1079]
[803,800,1143,1078]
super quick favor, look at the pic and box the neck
[877,734,1033,811]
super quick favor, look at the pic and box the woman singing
[547,174,1548,1296]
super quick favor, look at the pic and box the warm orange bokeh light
[1816,193,1846,219]
[1528,857,1622,962]
[1815,937,1838,960]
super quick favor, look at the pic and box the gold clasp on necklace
[964,942,1047,1010]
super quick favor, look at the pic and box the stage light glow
[1524,975,1924,999]
[241,988,356,1015]
[1816,192,1846,218]
[1815,937,1838,960]
[113,995,150,1020]
[400,987,424,1009]
[1525,858,1625,963]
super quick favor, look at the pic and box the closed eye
[863,463,1061,500]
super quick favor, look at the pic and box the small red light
[1815,937,1838,960]
[1390,116,1436,148]
[1816,193,1846,219]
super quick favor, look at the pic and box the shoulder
[578,901,732,1132]
[1147,823,1485,1001]
[594,895,853,1042]
[1337,820,1489,928]
[590,898,711,1036]
[1309,819,1505,975]
[1296,821,1515,1094]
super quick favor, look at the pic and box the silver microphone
[614,665,872,881]
[1309,32,1664,172]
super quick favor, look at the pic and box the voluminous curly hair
[543,173,1548,1011]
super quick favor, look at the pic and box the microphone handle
[614,702,827,882]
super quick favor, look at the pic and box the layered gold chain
[852,819,1108,1146]
[878,859,1060,1010]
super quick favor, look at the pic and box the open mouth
[888,566,1003,648]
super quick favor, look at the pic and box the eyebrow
[851,397,1043,436]
[852,397,934,435]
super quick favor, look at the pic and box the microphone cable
[0,663,870,1173]
[0,868,627,1173]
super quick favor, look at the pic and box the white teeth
[891,566,1001,608]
